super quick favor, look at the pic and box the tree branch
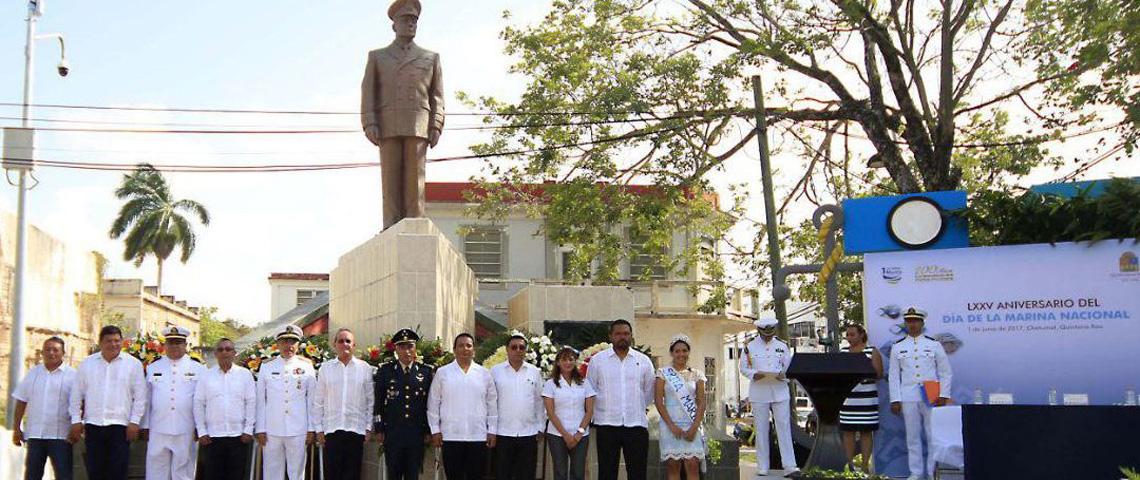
[952,0,1016,103]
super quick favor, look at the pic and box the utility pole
[751,75,789,339]
[7,0,67,426]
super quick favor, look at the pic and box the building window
[560,250,574,280]
[464,227,505,280]
[296,289,326,306]
[789,321,814,338]
[629,232,668,280]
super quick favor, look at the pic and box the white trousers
[145,432,197,480]
[264,434,308,480]
[902,401,935,478]
[752,400,797,472]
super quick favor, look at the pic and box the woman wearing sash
[653,334,706,480]
[839,323,883,473]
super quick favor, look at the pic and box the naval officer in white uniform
[888,307,953,480]
[739,317,798,476]
[256,325,317,480]
[141,326,206,480]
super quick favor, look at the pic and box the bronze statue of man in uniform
[361,0,445,229]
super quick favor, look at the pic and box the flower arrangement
[482,346,508,368]
[577,342,612,377]
[361,332,453,368]
[482,331,560,373]
[706,439,722,464]
[122,331,204,366]
[237,334,334,375]
[796,466,890,479]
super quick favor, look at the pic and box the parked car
[794,396,818,435]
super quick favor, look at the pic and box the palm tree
[109,163,210,294]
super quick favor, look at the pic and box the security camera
[57,59,69,77]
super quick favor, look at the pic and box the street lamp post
[5,0,67,427]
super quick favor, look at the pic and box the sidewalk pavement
[738,446,799,479]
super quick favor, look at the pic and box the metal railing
[477,277,758,320]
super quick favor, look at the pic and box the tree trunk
[156,257,164,295]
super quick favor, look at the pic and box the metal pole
[823,229,840,352]
[810,205,844,352]
[7,3,37,428]
[751,75,789,339]
[733,333,741,410]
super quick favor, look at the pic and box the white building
[267,272,329,321]
[101,278,203,344]
[424,182,757,429]
[0,210,102,399]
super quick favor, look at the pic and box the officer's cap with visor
[162,326,190,343]
[754,317,778,335]
[392,328,420,345]
[276,325,303,342]
[388,0,421,19]
[902,307,927,322]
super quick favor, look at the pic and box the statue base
[329,218,476,347]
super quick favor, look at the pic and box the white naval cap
[754,317,778,329]
[161,325,190,341]
[903,306,928,321]
[276,325,304,341]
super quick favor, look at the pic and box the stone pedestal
[329,218,476,346]
[507,285,635,333]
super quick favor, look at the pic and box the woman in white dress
[653,334,706,480]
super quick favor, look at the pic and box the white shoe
[906,476,924,480]
[756,469,769,476]
[783,468,801,478]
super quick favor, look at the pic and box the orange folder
[923,381,941,404]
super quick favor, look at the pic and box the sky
[1,1,1136,327]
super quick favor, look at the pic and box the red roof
[425,182,717,206]
[268,273,329,281]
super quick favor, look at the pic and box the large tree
[109,164,210,294]
[463,0,1092,292]
[1026,0,1140,154]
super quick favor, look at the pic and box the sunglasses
[216,347,235,352]
[508,345,527,351]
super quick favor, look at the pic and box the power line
[0,101,746,118]
[0,110,734,134]
[2,125,354,135]
[1056,144,1127,182]
[4,100,1123,149]
[803,121,1125,149]
[29,145,368,157]
[0,122,697,173]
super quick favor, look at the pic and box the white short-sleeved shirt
[541,378,597,436]
[12,364,75,440]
